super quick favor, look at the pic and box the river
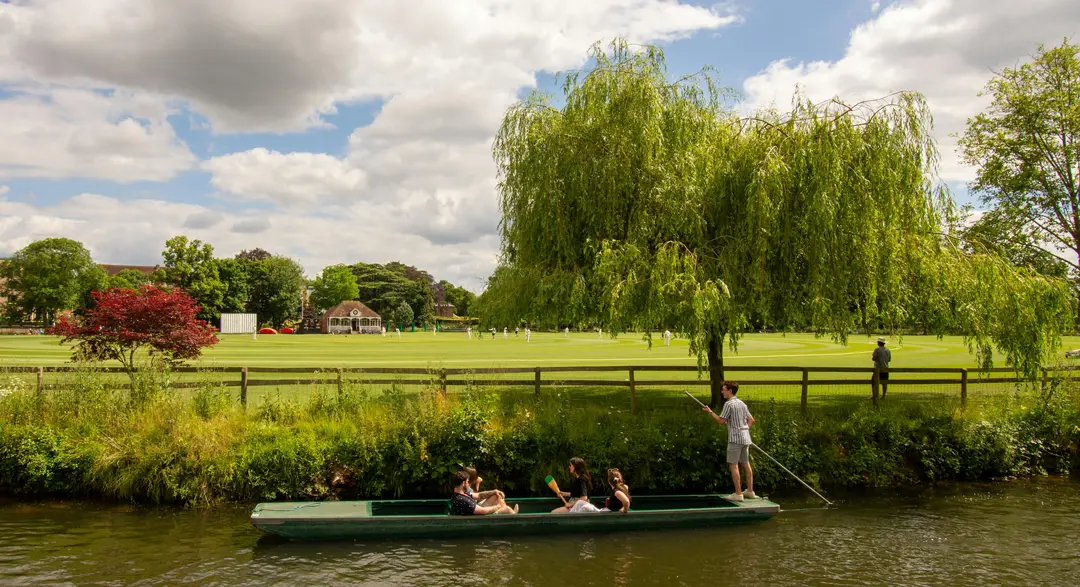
[2,479,1078,586]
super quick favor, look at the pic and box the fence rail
[3,364,1070,414]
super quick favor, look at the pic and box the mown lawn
[5,331,1074,368]
[3,332,1075,409]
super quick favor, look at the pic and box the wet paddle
[683,391,834,506]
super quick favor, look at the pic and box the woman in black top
[602,468,631,513]
[551,457,594,513]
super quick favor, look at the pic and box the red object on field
[280,327,294,334]
[258,328,278,334]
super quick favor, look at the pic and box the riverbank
[1,374,1078,505]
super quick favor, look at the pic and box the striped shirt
[720,396,753,445]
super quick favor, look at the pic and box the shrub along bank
[1,375,1078,506]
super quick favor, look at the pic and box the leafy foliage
[959,39,1080,278]
[1,378,1077,505]
[439,280,476,317]
[352,262,436,325]
[47,286,219,384]
[246,256,306,328]
[487,40,1074,403]
[161,236,226,323]
[390,300,415,328]
[107,269,152,290]
[0,238,107,324]
[310,264,360,311]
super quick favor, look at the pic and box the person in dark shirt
[462,467,507,508]
[601,468,631,513]
[551,457,594,513]
[449,471,517,516]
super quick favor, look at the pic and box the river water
[2,479,1078,586]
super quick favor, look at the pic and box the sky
[0,0,1078,291]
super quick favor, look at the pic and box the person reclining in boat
[551,457,595,513]
[462,467,507,509]
[566,468,632,514]
[449,471,518,516]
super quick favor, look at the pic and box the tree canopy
[352,262,436,325]
[486,40,1074,405]
[107,269,152,290]
[49,285,219,387]
[1,238,107,324]
[959,39,1080,279]
[247,256,306,328]
[311,264,360,311]
[162,236,225,322]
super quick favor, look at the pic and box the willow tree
[488,41,1074,406]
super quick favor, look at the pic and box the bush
[0,375,1077,506]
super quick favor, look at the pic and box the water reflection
[2,479,1078,586]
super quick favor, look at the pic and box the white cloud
[0,185,9,198]
[741,0,1080,183]
[0,88,196,182]
[203,148,366,207]
[0,194,499,290]
[3,0,737,132]
[0,0,739,286]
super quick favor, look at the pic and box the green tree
[959,39,1080,280]
[161,236,226,322]
[390,300,414,328]
[487,40,1074,406]
[107,269,152,290]
[311,264,360,310]
[248,256,306,327]
[440,280,476,316]
[1,238,107,324]
[960,208,1069,278]
[215,257,253,314]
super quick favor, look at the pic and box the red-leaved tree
[49,285,219,386]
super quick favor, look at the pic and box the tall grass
[1,366,1078,506]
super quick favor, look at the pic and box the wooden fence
[3,364,1068,414]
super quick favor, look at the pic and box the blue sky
[1,0,1075,289]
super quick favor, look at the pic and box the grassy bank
[1,371,1078,506]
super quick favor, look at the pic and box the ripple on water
[1,479,1079,586]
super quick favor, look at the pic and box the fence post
[36,366,44,394]
[337,368,344,402]
[1040,368,1048,394]
[534,367,542,395]
[800,368,809,416]
[628,367,637,414]
[960,368,968,409]
[439,368,448,397]
[240,367,249,409]
[871,366,880,407]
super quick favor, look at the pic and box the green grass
[4,331,1076,368]
[3,332,1075,409]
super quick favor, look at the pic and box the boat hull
[251,495,779,541]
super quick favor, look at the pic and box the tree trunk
[707,332,725,409]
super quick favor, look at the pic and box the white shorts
[569,500,600,513]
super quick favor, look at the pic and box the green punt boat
[250,494,779,541]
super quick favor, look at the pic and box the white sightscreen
[220,313,258,334]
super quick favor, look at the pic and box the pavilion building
[319,301,382,334]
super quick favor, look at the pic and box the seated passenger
[449,471,517,516]
[600,468,631,513]
[552,457,597,513]
[462,467,506,508]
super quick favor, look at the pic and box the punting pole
[683,391,834,507]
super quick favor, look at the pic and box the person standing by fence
[873,337,891,398]
[703,381,756,502]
